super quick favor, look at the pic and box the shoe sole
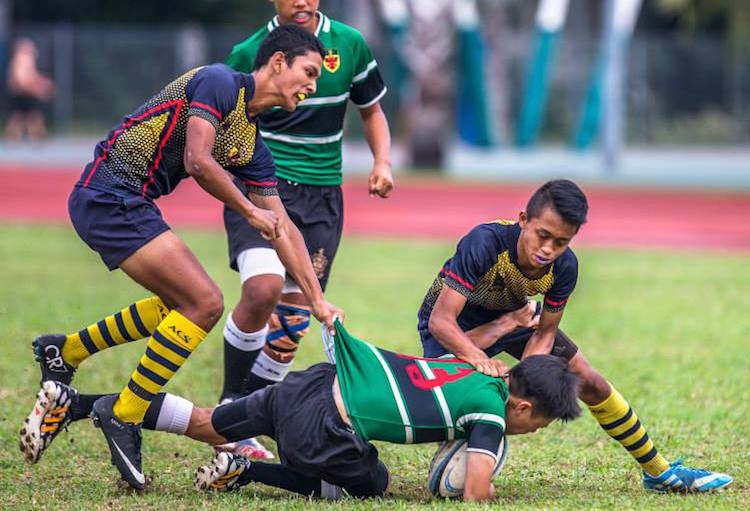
[19,381,72,464]
[645,478,733,494]
[19,382,57,463]
[194,452,244,491]
[195,452,229,491]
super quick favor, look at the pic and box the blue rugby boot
[643,458,732,493]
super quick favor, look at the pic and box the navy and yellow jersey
[334,320,506,461]
[226,12,387,185]
[77,64,277,200]
[418,221,578,349]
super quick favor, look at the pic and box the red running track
[1,166,749,252]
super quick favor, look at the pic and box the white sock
[155,393,194,435]
[250,351,293,383]
[224,311,268,352]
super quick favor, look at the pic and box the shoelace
[671,461,709,477]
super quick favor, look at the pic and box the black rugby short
[211,363,388,497]
[224,179,344,291]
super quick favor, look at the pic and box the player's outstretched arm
[466,301,540,350]
[184,116,279,239]
[247,192,343,332]
[429,286,508,377]
[463,452,495,502]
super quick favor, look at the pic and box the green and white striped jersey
[333,320,507,461]
[226,12,387,185]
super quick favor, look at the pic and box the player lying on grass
[417,178,732,492]
[21,320,580,502]
[27,24,341,490]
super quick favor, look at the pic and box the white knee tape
[237,248,286,284]
[250,350,292,383]
[223,312,268,352]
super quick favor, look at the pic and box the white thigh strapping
[237,248,302,294]
[237,248,285,282]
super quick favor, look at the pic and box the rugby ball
[427,436,508,498]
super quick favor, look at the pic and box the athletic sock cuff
[587,382,619,412]
[223,312,268,352]
[250,351,293,383]
[160,310,207,352]
[155,393,194,435]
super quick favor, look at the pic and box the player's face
[275,50,321,111]
[273,0,321,32]
[517,207,578,271]
[505,397,555,435]
[506,411,554,435]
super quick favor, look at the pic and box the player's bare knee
[578,370,610,404]
[566,352,608,404]
[237,278,282,321]
[201,287,225,327]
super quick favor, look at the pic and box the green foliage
[0,223,748,509]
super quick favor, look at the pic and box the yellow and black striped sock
[588,384,670,477]
[61,297,170,368]
[113,310,206,424]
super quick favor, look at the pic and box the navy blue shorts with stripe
[68,185,170,270]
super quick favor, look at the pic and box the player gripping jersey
[23,320,580,501]
[418,220,578,359]
[418,179,733,493]
[27,25,343,491]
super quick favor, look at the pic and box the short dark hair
[526,179,588,229]
[253,24,326,71]
[508,354,581,422]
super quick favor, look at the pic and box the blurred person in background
[4,37,54,141]
[216,0,393,460]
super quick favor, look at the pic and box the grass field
[1,222,748,510]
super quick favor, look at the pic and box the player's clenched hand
[511,300,540,329]
[248,206,279,240]
[368,163,394,198]
[310,299,345,335]
[465,354,509,378]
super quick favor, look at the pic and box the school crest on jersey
[323,49,340,73]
